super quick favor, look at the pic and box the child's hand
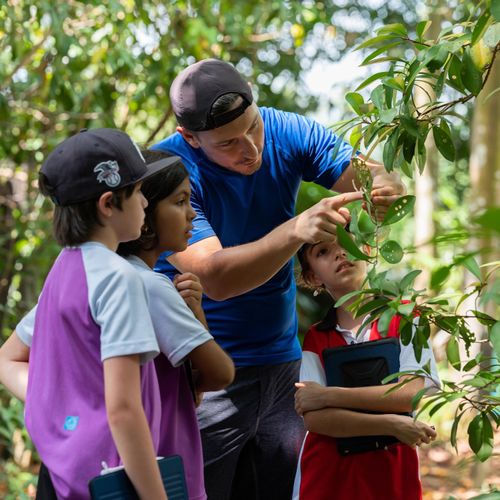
[294,381,329,415]
[174,272,203,312]
[195,391,204,407]
[391,415,437,448]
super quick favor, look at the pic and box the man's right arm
[168,191,363,301]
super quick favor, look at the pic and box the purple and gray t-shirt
[17,242,161,499]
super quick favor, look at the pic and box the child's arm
[188,340,235,392]
[295,377,424,414]
[104,355,168,500]
[174,272,235,391]
[302,407,436,447]
[0,331,30,402]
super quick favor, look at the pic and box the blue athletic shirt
[153,107,353,366]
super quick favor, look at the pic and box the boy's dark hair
[39,173,135,247]
[117,150,188,257]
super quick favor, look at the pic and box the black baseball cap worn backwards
[170,58,254,132]
[41,128,181,206]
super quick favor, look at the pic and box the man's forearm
[0,361,29,402]
[171,191,362,301]
[172,217,303,301]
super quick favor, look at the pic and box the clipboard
[322,337,407,455]
[88,455,188,500]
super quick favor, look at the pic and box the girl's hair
[117,150,188,257]
[39,173,135,247]
[296,242,315,289]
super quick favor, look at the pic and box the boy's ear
[96,191,114,218]
[304,269,323,288]
[177,126,200,149]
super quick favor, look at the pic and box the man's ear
[96,191,114,219]
[177,126,200,148]
[304,269,323,288]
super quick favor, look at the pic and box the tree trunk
[465,49,499,489]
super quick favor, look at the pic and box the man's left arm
[331,154,406,220]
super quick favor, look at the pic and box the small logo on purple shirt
[63,416,79,431]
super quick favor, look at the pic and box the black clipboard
[322,337,407,455]
[88,455,188,500]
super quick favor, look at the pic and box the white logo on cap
[94,161,121,187]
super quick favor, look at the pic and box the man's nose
[241,137,258,158]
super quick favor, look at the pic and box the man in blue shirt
[153,58,405,500]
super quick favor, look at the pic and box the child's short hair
[39,128,181,247]
[39,173,135,246]
[117,150,189,257]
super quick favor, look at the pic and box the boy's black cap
[170,59,253,131]
[41,128,181,206]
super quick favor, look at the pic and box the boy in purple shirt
[0,129,179,499]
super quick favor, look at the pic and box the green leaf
[493,0,500,22]
[336,224,371,261]
[460,49,483,95]
[379,108,398,124]
[474,207,500,234]
[490,322,500,360]
[356,34,402,51]
[371,85,386,110]
[381,195,416,226]
[416,20,432,40]
[331,130,347,162]
[450,410,466,450]
[346,92,364,115]
[380,240,404,263]
[349,124,363,149]
[468,414,494,462]
[357,209,376,235]
[355,71,390,92]
[462,255,482,280]
[446,336,461,370]
[383,128,399,172]
[402,133,416,164]
[447,54,466,93]
[377,307,396,336]
[361,42,400,66]
[397,301,415,316]
[383,77,404,92]
[471,11,493,46]
[414,136,427,174]
[432,125,455,162]
[377,23,408,37]
[429,400,448,418]
[411,387,430,410]
[400,116,420,138]
[354,297,391,318]
[399,270,422,291]
[335,289,366,308]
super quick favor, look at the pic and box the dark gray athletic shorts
[196,360,305,500]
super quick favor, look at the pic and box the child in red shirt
[292,232,440,500]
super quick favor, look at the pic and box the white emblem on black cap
[94,160,121,187]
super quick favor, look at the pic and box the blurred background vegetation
[0,0,498,498]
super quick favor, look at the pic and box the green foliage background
[0,0,498,496]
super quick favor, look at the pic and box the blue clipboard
[323,337,400,388]
[322,337,407,455]
[88,455,188,500]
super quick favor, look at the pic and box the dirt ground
[420,435,500,499]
